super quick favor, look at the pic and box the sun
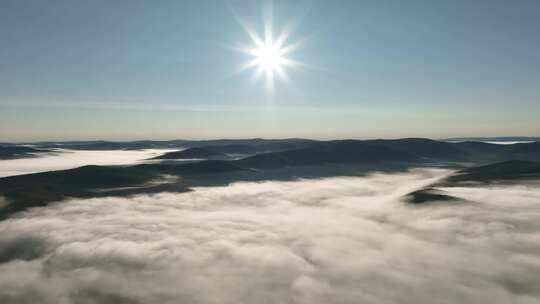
[240,31,297,92]
[253,41,286,75]
[232,3,305,94]
[245,36,291,87]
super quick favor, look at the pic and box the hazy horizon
[3,135,540,144]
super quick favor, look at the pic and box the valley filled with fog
[1,168,540,304]
[3,0,540,302]
[0,149,175,178]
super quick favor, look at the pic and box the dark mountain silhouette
[405,160,540,204]
[235,138,540,168]
[449,160,540,183]
[236,140,420,169]
[0,160,247,219]
[364,138,468,161]
[152,147,228,160]
[453,141,505,153]
[449,141,540,163]
[444,136,540,142]
[405,188,460,204]
[5,138,539,164]
[0,146,51,160]
[149,141,310,160]
[500,142,540,162]
[2,138,540,218]
[31,138,319,151]
[135,160,244,175]
[0,165,159,218]
[207,144,258,155]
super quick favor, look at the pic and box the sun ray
[231,1,307,94]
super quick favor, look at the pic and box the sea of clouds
[0,149,174,177]
[1,168,539,304]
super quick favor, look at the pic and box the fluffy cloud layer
[0,168,539,304]
[0,149,173,177]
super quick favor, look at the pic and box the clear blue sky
[1,0,539,141]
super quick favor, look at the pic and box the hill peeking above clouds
[1,138,539,218]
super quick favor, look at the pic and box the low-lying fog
[1,168,539,304]
[0,149,174,177]
[484,141,535,145]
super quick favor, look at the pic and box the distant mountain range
[0,138,317,160]
[152,147,229,160]
[151,141,319,160]
[0,146,52,160]
[1,138,540,218]
[2,136,538,159]
[154,138,540,166]
[448,160,540,183]
[444,136,540,142]
[23,138,319,151]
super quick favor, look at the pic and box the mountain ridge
[2,138,540,218]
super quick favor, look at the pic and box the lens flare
[232,2,305,94]
[253,42,285,74]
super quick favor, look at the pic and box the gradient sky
[1,0,539,141]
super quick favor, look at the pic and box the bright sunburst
[244,34,292,91]
[233,2,304,93]
[252,40,286,75]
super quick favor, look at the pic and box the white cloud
[0,168,539,304]
[0,149,174,177]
